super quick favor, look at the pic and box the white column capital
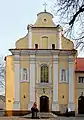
[68,56,74,63]
[53,55,58,63]
[14,55,20,61]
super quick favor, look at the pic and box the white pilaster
[58,27,62,49]
[52,55,59,111]
[28,55,36,110]
[68,56,75,111]
[13,55,20,110]
[49,64,52,83]
[36,64,38,83]
[28,25,32,48]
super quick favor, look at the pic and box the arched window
[41,65,48,83]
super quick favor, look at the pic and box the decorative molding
[36,57,52,62]
[68,56,74,63]
[36,83,52,89]
[32,29,59,34]
[14,55,20,61]
[10,49,77,56]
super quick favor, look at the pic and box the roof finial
[43,2,47,12]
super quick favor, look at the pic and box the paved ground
[0,116,83,120]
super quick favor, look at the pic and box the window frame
[20,68,29,82]
[40,64,49,83]
[60,68,68,83]
[52,44,55,49]
[35,44,38,49]
[78,77,84,83]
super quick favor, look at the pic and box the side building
[76,58,84,114]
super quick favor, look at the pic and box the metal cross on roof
[43,2,47,12]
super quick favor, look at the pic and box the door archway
[40,96,49,112]
[78,96,84,114]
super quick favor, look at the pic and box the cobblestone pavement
[0,116,83,120]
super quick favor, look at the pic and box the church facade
[5,10,79,116]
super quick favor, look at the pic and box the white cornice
[9,49,77,56]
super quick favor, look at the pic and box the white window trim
[59,68,68,83]
[40,64,49,83]
[20,68,29,82]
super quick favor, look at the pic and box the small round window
[44,18,47,22]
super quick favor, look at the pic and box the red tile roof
[76,58,84,72]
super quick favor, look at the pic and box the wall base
[52,111,75,116]
[5,110,31,116]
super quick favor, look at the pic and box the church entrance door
[40,96,49,112]
[78,96,84,114]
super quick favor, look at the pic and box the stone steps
[22,112,57,119]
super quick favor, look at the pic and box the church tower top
[43,2,47,12]
[37,2,53,18]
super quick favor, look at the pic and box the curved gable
[33,12,55,27]
[15,34,28,48]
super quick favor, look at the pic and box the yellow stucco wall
[5,56,14,110]
[20,56,29,68]
[20,56,30,110]
[20,83,30,110]
[15,12,74,50]
[58,56,68,105]
[33,12,55,27]
[16,35,28,48]
[59,83,68,104]
[62,36,74,49]
[16,30,74,50]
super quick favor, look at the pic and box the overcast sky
[0,0,83,60]
[0,0,53,58]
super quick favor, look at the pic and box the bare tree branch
[50,0,84,50]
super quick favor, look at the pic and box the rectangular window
[52,44,55,49]
[35,44,38,49]
[79,77,84,83]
